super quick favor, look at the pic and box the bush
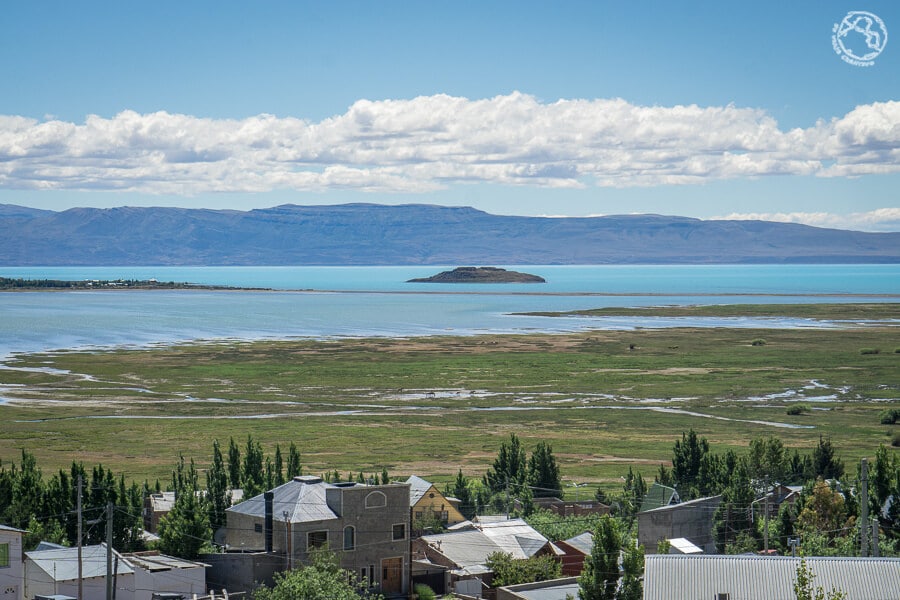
[414,584,436,600]
[787,404,811,416]
[860,348,880,355]
[892,432,900,448]
[880,409,900,425]
[750,338,767,346]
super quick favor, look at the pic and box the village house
[412,517,558,596]
[639,482,680,512]
[144,489,244,534]
[555,531,592,576]
[0,525,25,600]
[223,475,411,597]
[638,495,722,554]
[406,476,467,533]
[24,544,207,600]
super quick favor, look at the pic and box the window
[365,491,387,508]
[414,511,423,520]
[716,594,730,600]
[392,523,406,541]
[254,523,263,533]
[307,530,328,551]
[440,511,449,522]
[0,543,8,568]
[343,526,355,550]
[369,564,375,584]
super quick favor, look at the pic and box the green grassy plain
[1,303,897,492]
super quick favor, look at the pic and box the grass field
[1,303,897,492]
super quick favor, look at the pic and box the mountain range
[1,203,897,265]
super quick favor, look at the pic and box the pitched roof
[561,532,593,555]
[26,544,133,582]
[406,475,435,506]
[644,555,900,600]
[475,518,550,559]
[640,483,680,512]
[0,524,27,534]
[420,529,504,568]
[639,494,721,514]
[227,476,340,523]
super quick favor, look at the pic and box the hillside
[1,203,897,265]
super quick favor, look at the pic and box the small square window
[254,523,263,534]
[0,543,9,568]
[308,530,328,550]
[392,523,406,541]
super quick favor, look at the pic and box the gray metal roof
[227,477,340,523]
[644,555,900,600]
[406,475,434,506]
[420,530,504,568]
[476,518,549,559]
[561,532,593,556]
[0,524,26,534]
[123,552,208,572]
[26,544,133,581]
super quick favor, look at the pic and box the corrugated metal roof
[406,475,434,506]
[26,544,133,581]
[421,530,504,568]
[123,552,208,572]
[477,518,549,560]
[0,524,26,534]
[644,555,900,600]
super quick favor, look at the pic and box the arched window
[365,491,387,508]
[343,525,355,550]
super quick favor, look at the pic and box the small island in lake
[407,266,546,284]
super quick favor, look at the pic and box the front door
[381,556,403,595]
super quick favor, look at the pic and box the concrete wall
[201,552,281,595]
[639,496,722,554]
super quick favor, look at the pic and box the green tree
[158,456,211,559]
[227,437,242,489]
[713,458,758,553]
[484,433,527,495]
[243,435,265,497]
[286,442,302,479]
[812,436,844,480]
[671,429,709,500]
[273,444,285,487]
[579,515,621,600]
[485,551,561,587]
[207,439,231,531]
[528,441,562,499]
[618,541,644,600]
[253,550,382,600]
[450,469,476,519]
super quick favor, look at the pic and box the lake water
[1,265,897,358]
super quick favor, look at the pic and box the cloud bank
[0,92,898,197]
[711,208,900,233]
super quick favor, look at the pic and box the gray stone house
[225,475,410,596]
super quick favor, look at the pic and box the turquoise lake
[1,265,897,357]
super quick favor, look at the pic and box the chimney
[264,491,274,553]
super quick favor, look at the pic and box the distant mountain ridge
[1,203,897,265]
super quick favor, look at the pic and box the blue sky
[1,0,898,230]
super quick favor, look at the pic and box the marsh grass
[1,304,897,485]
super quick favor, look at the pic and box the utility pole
[860,458,869,557]
[77,475,83,600]
[106,501,114,600]
[872,518,879,557]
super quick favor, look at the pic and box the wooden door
[381,556,403,594]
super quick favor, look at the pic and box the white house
[25,544,207,600]
[0,525,26,600]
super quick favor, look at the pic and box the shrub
[750,338,767,346]
[787,404,811,416]
[414,584,436,600]
[892,432,900,448]
[860,348,880,355]
[880,409,900,425]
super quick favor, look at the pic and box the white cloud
[710,208,900,232]
[0,92,898,195]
